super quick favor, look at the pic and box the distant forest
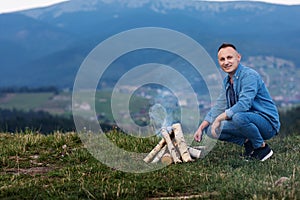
[0,106,299,136]
[0,86,60,94]
[0,108,115,134]
[0,108,75,134]
[279,106,300,136]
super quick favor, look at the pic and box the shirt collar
[226,63,243,83]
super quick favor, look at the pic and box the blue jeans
[205,112,277,149]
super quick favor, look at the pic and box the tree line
[279,106,300,136]
[0,108,75,134]
[0,108,114,134]
[0,86,60,94]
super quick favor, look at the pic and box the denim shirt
[204,64,280,133]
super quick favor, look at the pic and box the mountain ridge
[20,0,290,19]
[0,0,299,96]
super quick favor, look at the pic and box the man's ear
[237,53,242,62]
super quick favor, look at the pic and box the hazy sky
[0,0,69,14]
[0,0,300,14]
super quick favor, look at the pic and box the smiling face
[218,47,241,77]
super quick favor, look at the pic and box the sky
[0,0,300,14]
[0,0,70,14]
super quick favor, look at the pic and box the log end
[161,153,173,165]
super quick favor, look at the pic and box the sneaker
[251,144,273,161]
[240,140,254,158]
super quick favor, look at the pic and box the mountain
[0,0,300,93]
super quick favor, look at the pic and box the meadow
[0,130,299,199]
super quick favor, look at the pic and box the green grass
[0,131,299,199]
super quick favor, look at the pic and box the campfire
[144,123,203,165]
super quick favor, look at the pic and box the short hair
[218,43,237,52]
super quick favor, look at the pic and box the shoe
[242,140,254,157]
[251,144,273,161]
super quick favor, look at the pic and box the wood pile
[144,123,203,165]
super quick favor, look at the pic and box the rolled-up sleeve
[225,108,234,119]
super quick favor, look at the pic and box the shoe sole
[260,150,273,161]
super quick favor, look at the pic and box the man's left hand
[211,112,228,138]
[211,120,221,138]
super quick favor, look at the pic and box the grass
[0,130,299,200]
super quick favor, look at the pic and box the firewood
[192,146,207,150]
[143,138,166,163]
[172,123,193,162]
[161,153,173,165]
[188,147,201,159]
[161,128,182,163]
[151,146,167,163]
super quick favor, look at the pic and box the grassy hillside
[0,131,299,199]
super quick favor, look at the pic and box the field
[0,131,299,199]
[0,92,70,115]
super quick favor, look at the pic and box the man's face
[218,47,241,76]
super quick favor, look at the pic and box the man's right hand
[194,129,203,142]
[194,120,210,142]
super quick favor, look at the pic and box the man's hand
[194,128,203,142]
[194,121,209,142]
[211,120,221,138]
[211,112,228,138]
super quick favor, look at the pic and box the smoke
[149,103,168,133]
[148,88,180,135]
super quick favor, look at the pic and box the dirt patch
[2,166,55,176]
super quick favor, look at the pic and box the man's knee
[231,113,250,127]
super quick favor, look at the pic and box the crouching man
[194,43,280,161]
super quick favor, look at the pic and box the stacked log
[143,123,202,164]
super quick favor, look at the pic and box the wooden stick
[143,137,166,163]
[161,128,182,163]
[192,146,207,150]
[151,145,167,163]
[188,147,201,159]
[172,123,193,162]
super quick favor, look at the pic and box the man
[194,43,280,161]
